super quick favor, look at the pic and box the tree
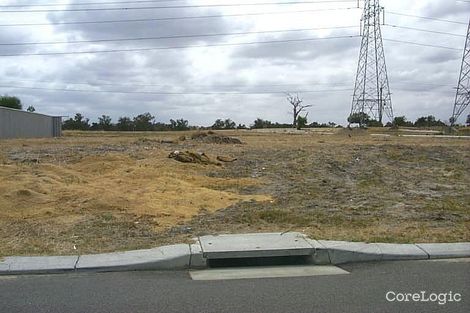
[414,115,446,127]
[211,119,225,130]
[62,113,90,130]
[98,115,113,131]
[392,116,413,127]
[133,112,155,131]
[116,116,134,131]
[251,118,273,129]
[170,118,189,131]
[297,116,308,130]
[348,112,370,126]
[368,120,383,127]
[212,118,236,130]
[223,119,236,129]
[287,93,312,129]
[0,95,22,110]
[154,122,171,131]
[26,106,36,112]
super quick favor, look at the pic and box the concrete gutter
[0,234,469,275]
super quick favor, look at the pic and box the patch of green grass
[236,209,313,226]
[357,168,384,189]
[101,212,114,221]
[257,209,312,226]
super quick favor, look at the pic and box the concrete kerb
[0,244,195,275]
[416,243,470,259]
[318,240,383,265]
[75,244,191,272]
[376,243,428,261]
[0,255,79,275]
[304,239,330,265]
[314,241,470,264]
[1,237,469,275]
[189,241,207,268]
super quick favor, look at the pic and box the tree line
[62,113,191,131]
[25,111,470,132]
[2,94,469,130]
[347,112,460,128]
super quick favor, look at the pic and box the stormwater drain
[207,255,312,268]
[190,265,349,281]
[192,233,348,280]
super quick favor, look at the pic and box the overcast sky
[0,0,468,126]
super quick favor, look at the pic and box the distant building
[0,106,62,139]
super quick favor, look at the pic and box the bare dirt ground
[0,128,469,256]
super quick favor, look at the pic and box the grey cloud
[0,0,467,125]
[230,30,359,63]
[420,49,462,64]
[46,0,247,47]
[0,27,37,55]
[421,1,470,19]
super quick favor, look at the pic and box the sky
[0,0,469,126]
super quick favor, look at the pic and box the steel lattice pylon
[451,20,470,126]
[350,0,393,125]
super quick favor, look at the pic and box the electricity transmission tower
[450,20,470,126]
[350,0,393,126]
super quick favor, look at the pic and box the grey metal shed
[0,107,62,139]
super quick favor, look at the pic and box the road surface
[1,259,469,313]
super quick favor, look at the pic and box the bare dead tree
[287,93,312,129]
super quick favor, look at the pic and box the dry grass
[0,132,270,256]
[0,128,469,256]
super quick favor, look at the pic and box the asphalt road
[1,259,469,313]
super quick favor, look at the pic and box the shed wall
[0,107,62,139]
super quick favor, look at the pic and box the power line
[0,1,359,13]
[393,81,454,87]
[0,0,189,7]
[0,84,353,95]
[0,26,359,46]
[0,7,358,27]
[1,35,458,57]
[0,34,459,57]
[0,83,453,96]
[384,24,466,38]
[0,35,360,57]
[0,78,454,89]
[0,7,361,27]
[387,12,468,26]
[383,38,460,51]
[1,79,340,88]
[0,0,360,7]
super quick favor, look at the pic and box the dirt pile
[169,150,222,166]
[190,132,243,144]
[169,151,238,165]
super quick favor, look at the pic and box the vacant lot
[0,128,469,256]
